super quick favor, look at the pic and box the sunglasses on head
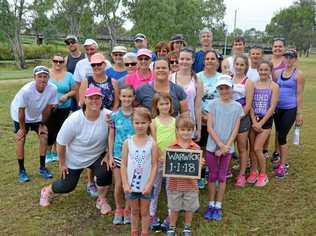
[91,62,104,68]
[66,40,76,45]
[125,62,137,67]
[169,60,178,65]
[273,37,285,43]
[53,60,65,64]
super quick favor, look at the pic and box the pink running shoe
[254,173,269,187]
[39,187,51,207]
[96,197,112,215]
[275,164,288,179]
[235,175,246,187]
[247,171,258,184]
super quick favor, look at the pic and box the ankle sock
[208,201,215,208]
[215,201,222,209]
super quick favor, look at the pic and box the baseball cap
[134,33,146,42]
[33,66,49,75]
[85,87,104,97]
[283,49,297,58]
[90,53,106,64]
[170,34,185,42]
[112,46,127,53]
[216,75,233,88]
[64,35,78,43]
[136,48,152,58]
[83,39,98,47]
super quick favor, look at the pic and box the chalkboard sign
[163,148,203,179]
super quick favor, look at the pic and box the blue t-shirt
[49,72,75,109]
[111,109,135,158]
[106,67,128,81]
[193,50,205,73]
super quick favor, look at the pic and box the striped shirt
[167,140,200,192]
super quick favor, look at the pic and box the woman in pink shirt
[125,48,155,89]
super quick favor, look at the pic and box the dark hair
[120,84,135,95]
[180,46,195,60]
[153,56,170,69]
[234,55,249,74]
[81,102,104,112]
[152,93,174,118]
[232,36,245,46]
[258,60,273,71]
[155,41,170,54]
[272,37,286,46]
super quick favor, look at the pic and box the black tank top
[66,52,85,74]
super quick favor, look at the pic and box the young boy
[166,114,202,236]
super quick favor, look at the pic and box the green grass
[1,56,316,235]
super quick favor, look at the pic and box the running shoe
[198,178,206,189]
[160,216,170,232]
[275,164,288,179]
[19,170,30,182]
[271,152,281,169]
[226,170,233,179]
[39,167,53,179]
[212,208,223,221]
[235,175,246,187]
[246,171,258,184]
[96,197,112,215]
[182,227,192,236]
[263,150,269,159]
[45,151,54,164]
[232,163,240,171]
[150,215,161,231]
[203,206,214,220]
[39,187,51,207]
[254,173,269,187]
[123,209,131,224]
[166,226,176,236]
[87,182,98,198]
[113,209,124,225]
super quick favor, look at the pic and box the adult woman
[125,49,155,89]
[136,57,188,117]
[118,52,138,88]
[271,38,286,82]
[106,46,128,81]
[231,55,254,187]
[46,54,75,162]
[79,53,119,110]
[167,51,179,73]
[170,47,203,141]
[169,34,186,54]
[274,49,304,178]
[40,87,113,215]
[155,41,170,58]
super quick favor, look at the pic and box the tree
[0,0,30,68]
[266,0,315,56]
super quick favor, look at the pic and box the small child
[108,85,135,224]
[203,76,244,221]
[149,93,176,231]
[166,114,201,236]
[121,107,158,236]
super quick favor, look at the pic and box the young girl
[204,76,244,221]
[248,61,279,187]
[108,85,135,225]
[121,107,158,236]
[149,93,176,230]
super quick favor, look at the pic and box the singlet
[232,76,247,106]
[252,84,272,117]
[127,136,153,193]
[171,73,196,122]
[87,76,114,110]
[272,60,286,82]
[277,69,297,109]
[66,53,85,74]
[155,117,176,152]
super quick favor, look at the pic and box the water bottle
[293,126,300,145]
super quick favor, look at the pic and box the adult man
[64,35,85,74]
[10,66,57,182]
[133,33,156,61]
[247,45,264,82]
[193,28,214,73]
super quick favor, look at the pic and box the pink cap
[90,53,106,64]
[85,87,104,97]
[136,48,152,58]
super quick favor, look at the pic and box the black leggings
[52,157,112,193]
[47,108,70,146]
[274,107,297,145]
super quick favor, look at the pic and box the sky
[224,0,296,32]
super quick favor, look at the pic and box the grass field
[0,57,316,235]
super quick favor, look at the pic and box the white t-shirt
[247,67,260,82]
[56,109,110,169]
[74,58,112,83]
[10,81,57,123]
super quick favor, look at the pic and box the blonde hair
[151,93,174,118]
[132,107,152,134]
[176,113,195,130]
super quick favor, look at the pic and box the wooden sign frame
[163,148,203,179]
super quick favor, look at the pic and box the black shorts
[13,121,40,134]
[238,115,251,133]
[256,116,273,129]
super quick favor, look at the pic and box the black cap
[170,34,185,42]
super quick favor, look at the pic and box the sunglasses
[169,60,178,65]
[125,62,137,67]
[113,53,124,57]
[53,60,65,64]
[66,40,76,45]
[138,56,150,61]
[273,37,285,43]
[91,62,104,68]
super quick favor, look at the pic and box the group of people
[10,28,305,236]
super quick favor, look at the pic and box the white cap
[83,39,98,48]
[216,75,233,88]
